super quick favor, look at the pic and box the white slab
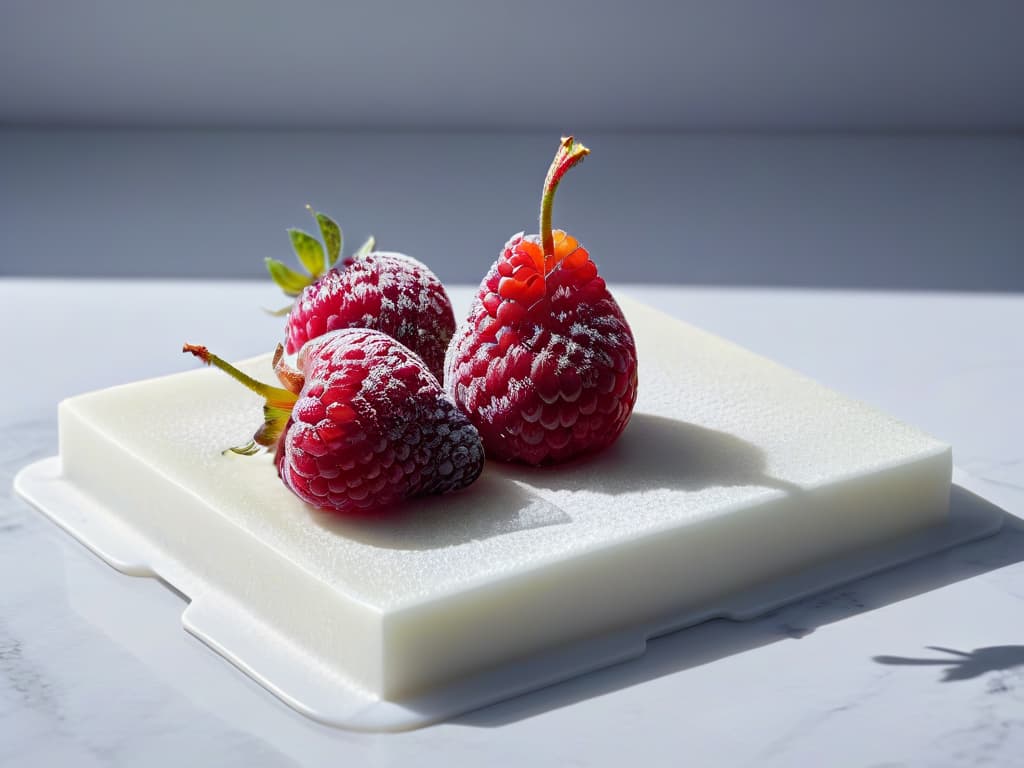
[15,295,957,728]
[14,456,1006,733]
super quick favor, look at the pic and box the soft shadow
[501,412,800,495]
[309,471,571,551]
[455,486,1024,727]
[307,412,789,550]
[873,645,1024,682]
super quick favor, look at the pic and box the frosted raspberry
[183,330,483,515]
[446,138,638,465]
[265,208,454,380]
[285,252,454,380]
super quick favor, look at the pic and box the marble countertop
[2,280,1022,767]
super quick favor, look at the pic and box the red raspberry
[446,137,638,465]
[183,330,483,515]
[265,208,455,380]
[286,252,455,379]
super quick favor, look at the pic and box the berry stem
[183,344,297,407]
[540,136,590,260]
[183,343,299,450]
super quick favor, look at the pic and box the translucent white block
[53,295,950,703]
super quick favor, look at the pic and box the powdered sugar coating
[277,328,484,514]
[446,232,638,465]
[285,251,455,380]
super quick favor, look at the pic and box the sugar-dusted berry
[445,137,638,465]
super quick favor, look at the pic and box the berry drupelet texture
[446,137,638,465]
[184,329,483,515]
[285,252,455,380]
[266,207,455,381]
[278,330,483,512]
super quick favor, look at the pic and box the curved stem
[183,344,297,409]
[540,136,590,259]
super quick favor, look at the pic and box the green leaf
[354,235,376,257]
[314,211,342,267]
[288,228,325,277]
[266,257,311,297]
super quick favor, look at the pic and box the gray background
[2,1,1022,288]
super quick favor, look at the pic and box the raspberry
[265,208,455,380]
[285,252,454,380]
[446,137,638,465]
[183,330,483,515]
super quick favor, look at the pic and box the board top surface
[61,294,949,610]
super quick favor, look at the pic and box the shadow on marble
[456,486,1024,727]
[873,645,1024,682]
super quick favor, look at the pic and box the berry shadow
[307,413,790,550]
[873,645,1024,682]
[455,489,1024,728]
[308,471,571,551]
[500,412,800,497]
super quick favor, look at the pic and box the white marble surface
[2,280,1023,767]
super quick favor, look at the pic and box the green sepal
[224,441,262,457]
[254,403,293,447]
[288,228,325,277]
[262,303,294,317]
[183,344,297,460]
[314,211,342,267]
[354,235,376,257]
[266,257,311,297]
